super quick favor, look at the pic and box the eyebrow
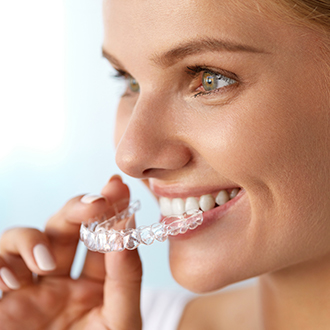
[102,37,267,70]
[102,49,125,69]
[150,37,268,68]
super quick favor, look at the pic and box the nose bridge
[115,94,191,178]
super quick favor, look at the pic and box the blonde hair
[279,0,330,78]
[260,0,330,75]
[270,0,330,35]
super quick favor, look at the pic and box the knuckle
[0,227,46,253]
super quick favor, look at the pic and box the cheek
[114,100,132,147]
[195,88,329,241]
[168,79,330,293]
[188,72,328,198]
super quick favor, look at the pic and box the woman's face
[103,0,330,292]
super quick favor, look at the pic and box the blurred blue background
[0,0,180,289]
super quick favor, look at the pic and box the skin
[104,0,330,328]
[0,178,143,329]
[0,0,329,329]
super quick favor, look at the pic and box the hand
[0,176,142,330]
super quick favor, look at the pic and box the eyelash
[111,69,137,96]
[111,66,238,97]
[112,69,129,80]
[186,66,238,98]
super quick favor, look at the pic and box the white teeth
[215,190,229,206]
[172,198,185,215]
[199,194,215,212]
[159,188,240,216]
[185,197,199,212]
[159,197,172,216]
[230,188,239,199]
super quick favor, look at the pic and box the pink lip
[163,188,246,240]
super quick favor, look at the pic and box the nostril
[142,168,166,177]
[116,139,193,178]
[142,168,155,176]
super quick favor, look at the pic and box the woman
[0,0,329,329]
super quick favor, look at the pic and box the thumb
[101,248,143,330]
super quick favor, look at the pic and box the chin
[165,193,254,293]
[168,240,253,293]
[169,260,250,294]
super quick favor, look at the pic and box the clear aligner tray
[80,200,203,252]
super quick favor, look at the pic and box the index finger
[44,176,130,276]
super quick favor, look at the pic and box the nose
[115,96,191,179]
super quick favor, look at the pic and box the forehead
[102,0,324,81]
[102,0,279,60]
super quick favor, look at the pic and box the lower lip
[162,189,246,240]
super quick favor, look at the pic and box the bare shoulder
[178,284,259,330]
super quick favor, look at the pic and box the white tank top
[141,289,194,330]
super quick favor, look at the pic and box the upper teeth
[159,189,239,216]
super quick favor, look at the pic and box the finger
[80,176,131,281]
[0,254,33,289]
[79,251,105,282]
[44,175,130,278]
[45,175,129,277]
[0,228,56,278]
[0,230,35,288]
[0,257,21,291]
[44,194,107,276]
[100,249,143,330]
[101,175,130,207]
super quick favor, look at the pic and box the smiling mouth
[159,188,242,216]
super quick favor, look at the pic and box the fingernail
[33,244,56,271]
[0,267,20,290]
[81,194,105,204]
[109,174,122,182]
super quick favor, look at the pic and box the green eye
[202,72,218,91]
[128,77,140,92]
[202,71,236,92]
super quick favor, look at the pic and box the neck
[259,254,330,330]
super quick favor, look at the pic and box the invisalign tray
[80,200,203,252]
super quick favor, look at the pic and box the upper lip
[150,181,241,199]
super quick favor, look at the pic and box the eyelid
[111,67,129,79]
[111,67,140,97]
[111,65,238,98]
[186,65,238,98]
[186,65,238,81]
